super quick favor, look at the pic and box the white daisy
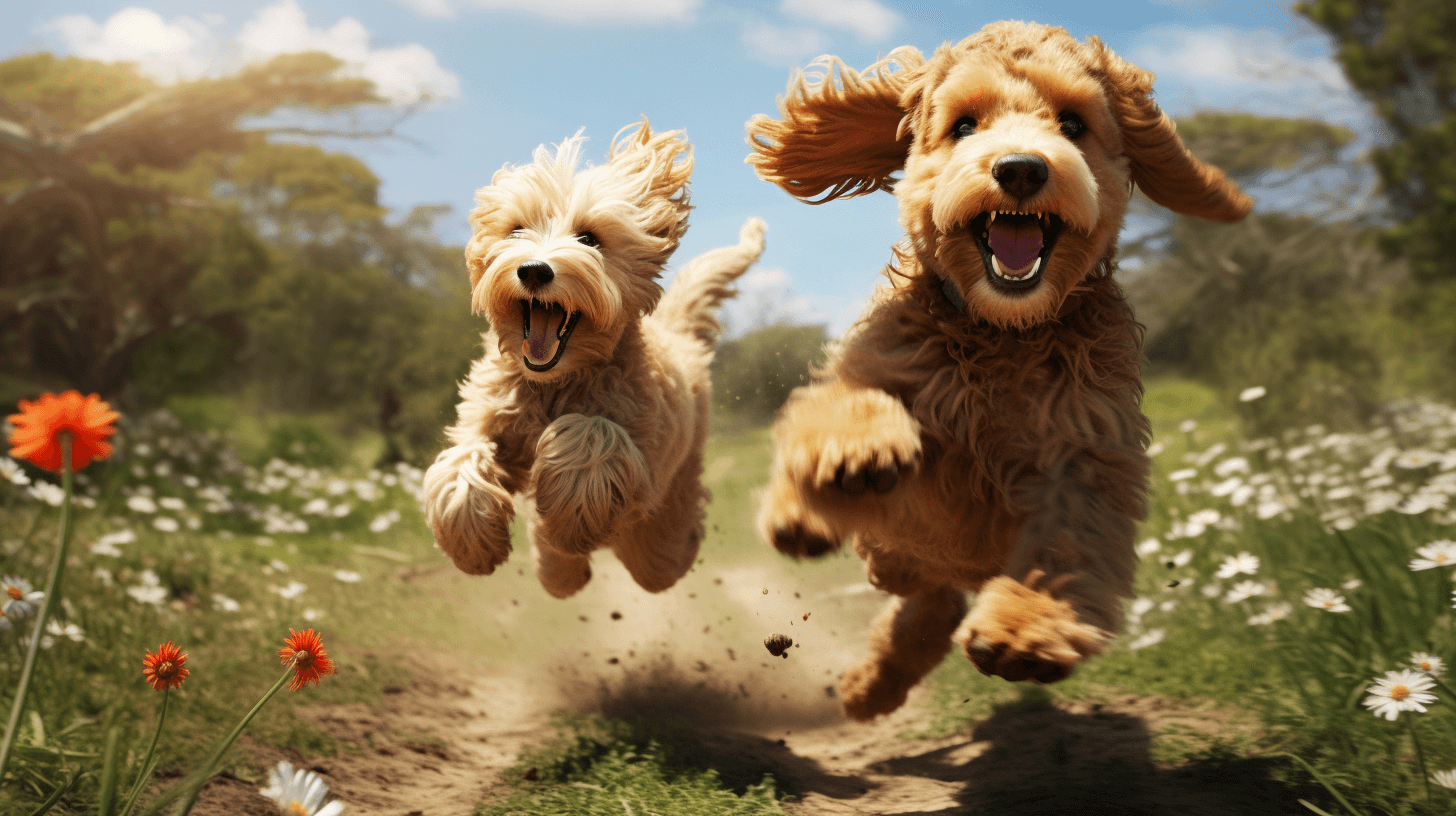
[1168,468,1198,482]
[1302,588,1351,612]
[1432,769,1456,790]
[126,571,168,606]
[1410,540,1456,571]
[126,495,158,514]
[1215,552,1260,580]
[1224,581,1267,604]
[1127,629,1165,650]
[0,457,29,486]
[1179,420,1197,433]
[1238,386,1266,402]
[152,516,180,533]
[1364,670,1437,720]
[259,760,345,816]
[1412,652,1447,677]
[273,581,307,600]
[1136,538,1161,557]
[28,483,65,506]
[1,576,45,619]
[332,570,362,584]
[211,594,241,612]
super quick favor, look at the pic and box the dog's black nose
[516,261,554,291]
[992,153,1049,198]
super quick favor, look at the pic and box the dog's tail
[655,217,766,346]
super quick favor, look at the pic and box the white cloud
[1131,25,1367,125]
[239,1,459,103]
[394,0,457,19]
[464,0,699,23]
[46,3,459,105]
[719,266,833,336]
[781,0,897,41]
[48,8,213,83]
[740,21,829,66]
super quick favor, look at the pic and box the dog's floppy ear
[747,47,925,203]
[607,117,693,244]
[1096,41,1252,223]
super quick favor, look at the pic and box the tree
[1297,0,1456,282]
[0,52,380,397]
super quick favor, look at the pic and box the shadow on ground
[575,673,1321,816]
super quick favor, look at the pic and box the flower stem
[1407,713,1432,799]
[140,666,294,816]
[0,435,73,781]
[118,690,170,816]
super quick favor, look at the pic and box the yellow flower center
[1422,662,1433,671]
[1323,601,1335,608]
[157,660,173,676]
[294,649,311,666]
[288,801,308,815]
[1438,555,1449,563]
[5,587,20,601]
[1391,685,1410,701]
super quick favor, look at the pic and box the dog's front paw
[422,443,515,575]
[776,383,921,496]
[532,414,649,553]
[839,661,916,722]
[954,574,1108,684]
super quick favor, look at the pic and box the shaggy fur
[747,21,1251,720]
[423,120,765,597]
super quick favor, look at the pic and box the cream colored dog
[748,22,1250,719]
[423,120,765,597]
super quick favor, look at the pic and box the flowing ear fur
[1094,39,1252,223]
[747,47,925,203]
[607,117,693,245]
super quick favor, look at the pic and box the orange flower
[278,629,335,691]
[7,392,118,473]
[142,641,190,691]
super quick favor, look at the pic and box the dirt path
[196,551,1305,815]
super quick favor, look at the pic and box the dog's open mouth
[971,211,1064,292]
[519,298,583,372]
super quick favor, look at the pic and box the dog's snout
[516,261,555,291]
[992,154,1049,199]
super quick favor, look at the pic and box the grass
[9,376,1456,815]
[476,715,786,816]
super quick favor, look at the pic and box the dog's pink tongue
[988,220,1043,271]
[524,303,567,364]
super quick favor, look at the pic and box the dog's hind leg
[839,581,967,721]
[612,455,707,593]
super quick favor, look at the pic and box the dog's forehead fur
[911,33,1116,155]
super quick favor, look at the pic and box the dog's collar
[938,275,966,312]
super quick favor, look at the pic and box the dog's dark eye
[577,232,600,248]
[1058,111,1087,140]
[951,116,977,140]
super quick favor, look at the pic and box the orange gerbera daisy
[142,641,190,691]
[7,391,119,473]
[278,629,335,691]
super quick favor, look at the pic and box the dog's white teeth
[988,211,997,225]
[991,255,1041,281]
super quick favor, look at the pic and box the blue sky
[0,0,1374,335]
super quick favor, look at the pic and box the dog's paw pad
[834,461,901,495]
[965,634,1074,684]
[771,523,840,559]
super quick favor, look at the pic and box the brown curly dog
[747,21,1250,720]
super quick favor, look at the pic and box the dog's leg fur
[841,583,967,721]
[422,439,518,576]
[613,453,707,593]
[955,449,1143,682]
[529,414,650,595]
[757,381,920,557]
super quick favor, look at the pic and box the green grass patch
[477,715,786,816]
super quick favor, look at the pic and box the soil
[192,551,1308,815]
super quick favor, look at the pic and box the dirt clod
[765,634,793,657]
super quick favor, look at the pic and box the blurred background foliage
[2,0,1456,453]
